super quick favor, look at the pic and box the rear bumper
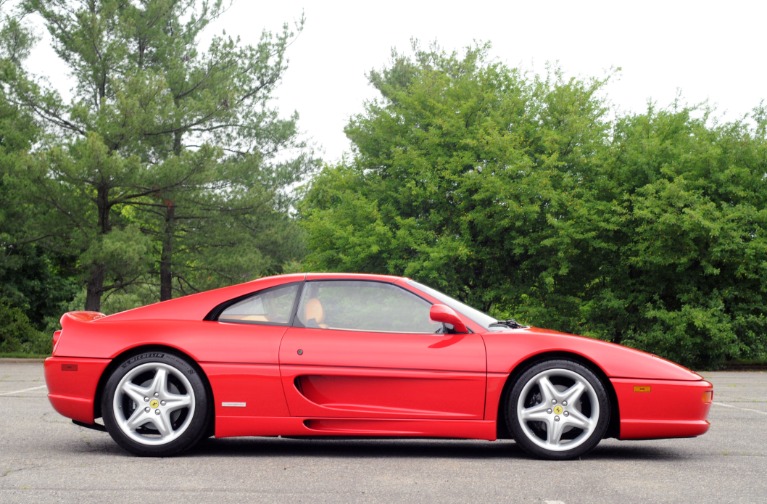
[612,377,713,439]
[44,357,110,425]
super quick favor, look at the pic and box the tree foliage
[301,43,767,368]
[1,0,317,312]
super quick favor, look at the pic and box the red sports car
[44,273,713,459]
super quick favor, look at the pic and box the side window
[296,280,439,333]
[218,283,299,325]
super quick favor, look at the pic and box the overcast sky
[210,0,766,162]
[24,0,767,163]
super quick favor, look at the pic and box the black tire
[505,359,610,460]
[101,351,210,456]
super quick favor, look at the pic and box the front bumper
[612,377,713,439]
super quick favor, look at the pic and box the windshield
[407,280,498,329]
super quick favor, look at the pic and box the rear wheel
[506,359,610,460]
[101,352,209,456]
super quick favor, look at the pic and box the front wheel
[101,352,210,456]
[506,359,610,460]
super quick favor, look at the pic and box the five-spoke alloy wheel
[506,359,610,460]
[102,352,210,456]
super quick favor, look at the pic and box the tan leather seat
[303,298,327,328]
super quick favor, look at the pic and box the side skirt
[215,416,498,441]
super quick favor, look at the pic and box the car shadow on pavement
[187,437,686,461]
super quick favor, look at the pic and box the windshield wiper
[489,319,526,329]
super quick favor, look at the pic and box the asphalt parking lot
[0,360,764,504]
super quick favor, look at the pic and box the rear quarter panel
[49,316,293,425]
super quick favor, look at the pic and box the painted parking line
[0,385,47,397]
[713,401,767,416]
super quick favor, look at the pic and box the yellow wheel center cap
[149,399,160,409]
[553,405,564,415]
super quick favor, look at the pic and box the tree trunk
[85,264,104,312]
[159,130,184,301]
[160,200,175,301]
[85,183,112,311]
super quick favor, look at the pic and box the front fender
[484,328,702,381]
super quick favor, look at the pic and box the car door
[279,279,487,420]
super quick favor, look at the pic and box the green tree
[301,43,767,368]
[2,15,78,338]
[302,43,614,315]
[2,0,316,311]
[606,105,767,366]
[0,297,49,354]
[137,152,309,297]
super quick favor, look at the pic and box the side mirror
[429,304,469,334]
